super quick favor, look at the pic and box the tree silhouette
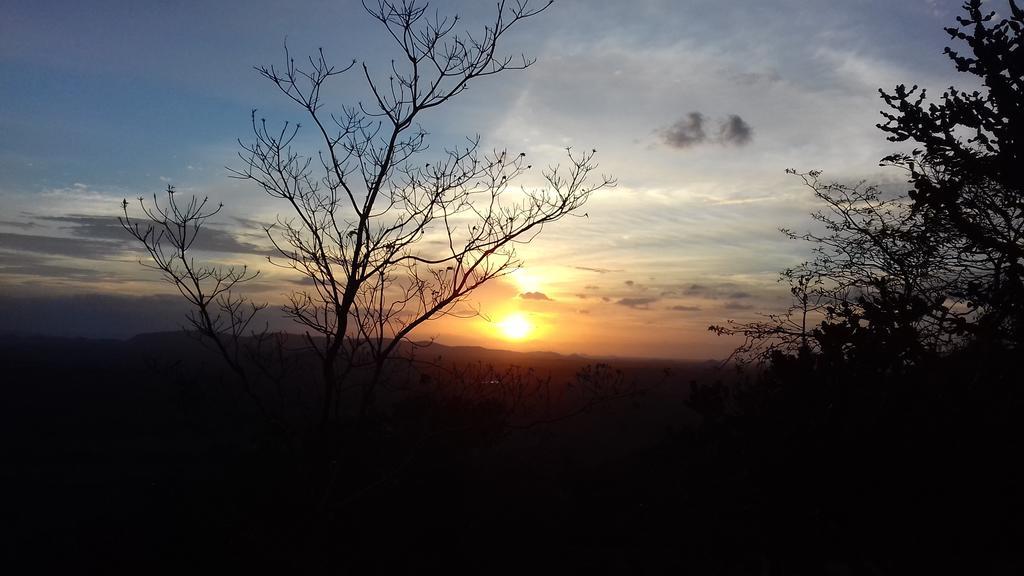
[699,3,1024,571]
[122,0,612,438]
[711,169,972,368]
[716,0,1023,364]
[878,0,1023,346]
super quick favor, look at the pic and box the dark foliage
[878,0,1024,345]
[699,2,1024,572]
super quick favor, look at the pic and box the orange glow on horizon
[496,313,533,340]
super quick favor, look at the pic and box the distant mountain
[122,330,720,365]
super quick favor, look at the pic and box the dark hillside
[2,333,724,573]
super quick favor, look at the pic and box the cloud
[670,305,702,312]
[679,283,758,301]
[233,216,272,230]
[573,266,622,274]
[661,113,753,149]
[624,279,651,291]
[37,214,277,257]
[616,297,659,309]
[0,251,125,282]
[39,214,133,242]
[660,112,707,148]
[683,284,708,296]
[0,219,39,230]
[719,114,753,146]
[0,231,124,260]
[723,301,755,310]
[520,291,552,301]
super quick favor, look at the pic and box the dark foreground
[2,333,1020,574]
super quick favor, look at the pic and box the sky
[0,0,979,358]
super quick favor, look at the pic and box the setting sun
[2,0,1018,570]
[496,313,533,340]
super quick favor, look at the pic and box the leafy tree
[711,169,971,368]
[878,0,1023,346]
[700,5,1024,570]
[716,0,1023,363]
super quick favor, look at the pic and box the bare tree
[117,188,290,424]
[711,170,974,366]
[122,1,612,436]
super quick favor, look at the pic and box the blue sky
[0,0,977,357]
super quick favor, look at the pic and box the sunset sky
[0,0,974,358]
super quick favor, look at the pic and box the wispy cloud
[0,219,39,230]
[36,214,277,257]
[617,297,659,309]
[0,251,126,282]
[573,266,622,274]
[0,231,124,260]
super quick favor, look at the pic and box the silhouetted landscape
[2,0,1023,574]
[4,332,721,573]
[5,320,1021,573]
